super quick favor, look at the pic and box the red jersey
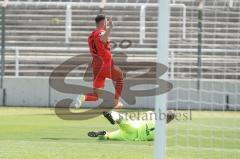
[88,29,112,68]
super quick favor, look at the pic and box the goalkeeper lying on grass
[88,111,175,141]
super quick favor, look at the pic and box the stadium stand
[2,0,240,80]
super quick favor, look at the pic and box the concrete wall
[1,77,239,110]
[2,77,50,106]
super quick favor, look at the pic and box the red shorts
[93,65,123,89]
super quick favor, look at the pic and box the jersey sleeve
[105,130,124,140]
[94,30,106,52]
[99,31,105,42]
[93,30,112,66]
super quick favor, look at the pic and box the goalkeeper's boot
[167,111,175,123]
[74,95,85,109]
[103,111,115,125]
[88,131,106,137]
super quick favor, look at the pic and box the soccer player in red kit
[75,14,123,109]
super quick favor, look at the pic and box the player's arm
[102,130,123,140]
[100,16,113,43]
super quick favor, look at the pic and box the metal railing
[8,47,239,79]
[7,2,187,44]
[0,0,8,89]
[2,1,239,80]
[65,4,72,43]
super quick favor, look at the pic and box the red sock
[85,93,98,101]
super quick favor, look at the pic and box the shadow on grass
[41,137,82,141]
[40,137,108,143]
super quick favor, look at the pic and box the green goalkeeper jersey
[104,120,155,141]
[135,120,155,141]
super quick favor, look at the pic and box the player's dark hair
[95,14,106,24]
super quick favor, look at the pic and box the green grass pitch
[0,107,239,159]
